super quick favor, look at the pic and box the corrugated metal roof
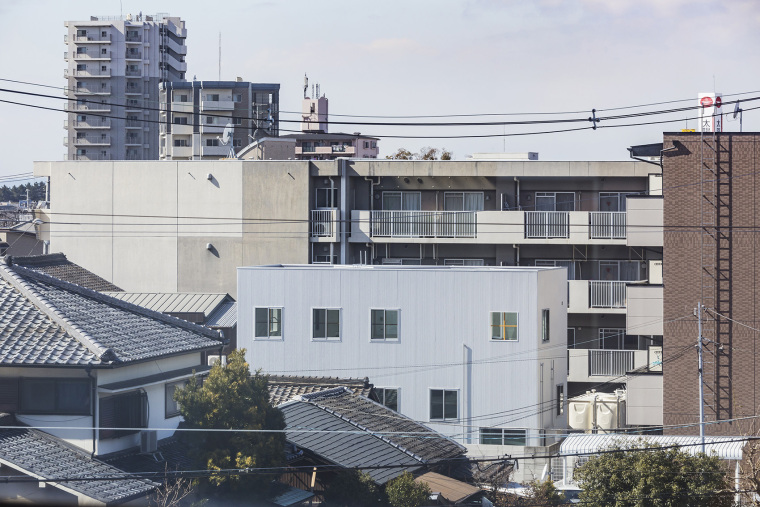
[559,434,744,460]
[103,292,231,319]
[205,301,237,328]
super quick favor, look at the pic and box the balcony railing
[125,68,142,77]
[68,68,111,77]
[67,119,111,129]
[71,34,112,43]
[64,102,111,112]
[525,211,569,238]
[590,212,626,239]
[589,349,636,376]
[125,33,142,42]
[67,154,111,161]
[71,86,111,95]
[124,85,143,94]
[125,51,143,59]
[72,136,111,146]
[590,281,627,308]
[371,210,476,238]
[311,209,337,238]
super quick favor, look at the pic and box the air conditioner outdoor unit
[207,355,227,367]
[140,430,157,453]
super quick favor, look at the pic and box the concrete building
[159,80,280,160]
[64,13,187,161]
[662,132,760,435]
[239,264,568,453]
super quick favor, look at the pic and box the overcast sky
[1,0,759,181]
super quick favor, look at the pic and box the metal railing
[72,86,111,95]
[589,349,635,376]
[124,85,143,94]
[72,136,111,146]
[125,68,142,77]
[589,281,627,308]
[125,33,142,42]
[68,119,111,129]
[590,212,626,239]
[525,211,570,238]
[311,209,336,238]
[69,68,111,77]
[64,102,111,112]
[371,210,476,238]
[125,50,142,59]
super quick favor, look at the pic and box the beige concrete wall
[626,196,663,247]
[626,284,664,336]
[626,373,663,426]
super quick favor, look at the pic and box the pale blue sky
[1,0,759,179]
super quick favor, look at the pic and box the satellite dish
[217,123,237,159]
[733,101,743,132]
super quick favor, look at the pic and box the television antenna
[217,123,237,159]
[733,100,743,132]
[303,74,308,99]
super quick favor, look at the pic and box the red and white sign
[700,96,713,107]
[715,96,722,108]
[698,93,723,132]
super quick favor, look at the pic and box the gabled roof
[267,375,374,406]
[11,253,123,292]
[0,426,155,505]
[278,388,466,485]
[0,261,223,367]
[102,292,234,324]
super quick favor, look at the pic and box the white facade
[239,264,568,446]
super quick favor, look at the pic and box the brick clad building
[663,132,760,434]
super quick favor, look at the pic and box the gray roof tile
[268,376,374,406]
[12,253,123,292]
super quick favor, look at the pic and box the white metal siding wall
[239,266,567,443]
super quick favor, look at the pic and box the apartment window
[19,378,90,415]
[101,65,107,72]
[76,47,87,54]
[535,192,575,211]
[76,29,87,37]
[101,48,107,55]
[174,94,188,103]
[443,259,485,266]
[99,391,147,439]
[599,328,626,350]
[556,385,565,416]
[313,308,340,340]
[255,308,282,339]
[76,132,86,139]
[376,388,399,412]
[479,428,526,446]
[77,64,86,71]
[165,380,187,418]
[430,389,458,420]
[567,328,576,349]
[206,139,219,147]
[371,309,399,341]
[599,192,628,212]
[364,141,369,149]
[542,309,550,342]
[101,82,107,89]
[231,117,243,126]
[371,141,377,148]
[206,116,214,124]
[233,94,243,103]
[444,192,484,212]
[381,258,421,266]
[535,259,577,280]
[173,139,189,147]
[76,115,86,122]
[206,94,220,101]
[382,191,421,211]
[599,260,640,281]
[173,116,188,125]
[491,312,518,341]
[101,31,107,37]
[316,187,338,208]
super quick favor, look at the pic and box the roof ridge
[0,262,116,362]
[6,263,222,341]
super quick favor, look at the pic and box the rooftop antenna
[218,32,221,81]
[218,123,237,159]
[316,83,320,99]
[733,100,743,132]
[311,84,314,99]
[304,74,308,99]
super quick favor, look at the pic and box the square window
[376,388,399,412]
[313,308,340,340]
[255,307,282,339]
[491,312,518,341]
[165,380,187,418]
[371,309,399,341]
[430,389,457,420]
[542,309,550,342]
[556,385,564,416]
[233,94,243,103]
[479,428,527,446]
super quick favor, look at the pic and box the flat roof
[240,264,562,273]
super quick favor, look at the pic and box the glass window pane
[480,428,503,445]
[444,193,463,211]
[21,379,55,412]
[502,429,526,446]
[383,192,401,210]
[383,389,398,412]
[403,192,421,210]
[505,312,518,341]
[542,309,550,342]
[270,308,281,337]
[385,311,398,339]
[430,390,443,419]
[444,390,458,419]
[255,308,268,337]
[326,309,340,338]
[464,192,484,211]
[313,309,325,338]
[556,193,575,211]
[535,195,554,211]
[57,380,90,414]
[491,312,503,340]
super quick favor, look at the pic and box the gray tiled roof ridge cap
[5,262,223,342]
[0,261,115,361]
[296,388,429,464]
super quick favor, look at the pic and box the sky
[1,0,759,182]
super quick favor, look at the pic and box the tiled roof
[0,426,155,505]
[267,375,374,406]
[0,262,223,367]
[12,253,122,292]
[278,388,466,485]
[102,437,196,476]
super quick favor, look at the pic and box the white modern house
[239,264,568,451]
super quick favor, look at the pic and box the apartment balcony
[65,119,111,129]
[124,85,143,95]
[567,349,649,384]
[66,68,111,77]
[165,37,187,55]
[200,124,226,134]
[370,210,476,239]
[170,145,193,158]
[201,100,235,111]
[171,103,194,114]
[170,124,193,136]
[64,102,111,112]
[125,120,142,129]
[200,144,232,157]
[124,101,143,111]
[311,209,338,242]
[125,68,142,77]
[589,212,626,239]
[125,137,143,146]
[69,50,111,60]
[67,154,111,161]
[330,145,356,155]
[125,50,143,60]
[69,85,111,96]
[567,280,627,314]
[125,33,143,43]
[70,34,112,43]
[169,61,188,73]
[71,135,111,146]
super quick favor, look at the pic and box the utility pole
[697,302,706,453]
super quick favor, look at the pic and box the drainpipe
[339,160,348,264]
[86,367,97,457]
[514,177,520,210]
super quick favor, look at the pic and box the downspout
[329,177,335,264]
[339,160,348,264]
[86,367,97,457]
[514,177,520,210]
[364,176,381,262]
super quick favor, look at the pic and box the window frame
[19,377,91,415]
[479,427,527,446]
[490,311,519,342]
[311,307,341,341]
[541,309,550,343]
[376,387,399,412]
[165,380,187,419]
[99,390,148,439]
[429,388,458,421]
[370,308,400,342]
[254,307,283,340]
[556,385,565,416]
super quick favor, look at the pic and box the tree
[385,472,430,507]
[174,349,286,500]
[574,442,732,507]
[150,465,194,507]
[323,470,385,506]
[524,478,565,505]
[386,148,414,160]
[385,147,453,160]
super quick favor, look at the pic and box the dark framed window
[371,309,399,341]
[19,378,90,415]
[255,307,282,339]
[479,427,527,446]
[313,308,340,340]
[430,389,457,420]
[376,388,398,412]
[165,381,187,419]
[542,309,550,342]
[491,312,518,341]
[556,385,565,416]
[99,391,147,439]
